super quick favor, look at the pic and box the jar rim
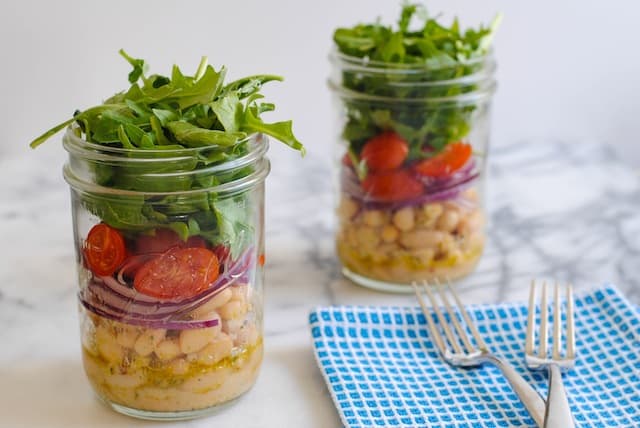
[328,78,497,105]
[329,48,494,74]
[63,127,271,196]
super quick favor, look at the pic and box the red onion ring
[78,248,255,329]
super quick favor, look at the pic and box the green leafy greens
[333,3,501,157]
[31,50,304,153]
[30,51,304,257]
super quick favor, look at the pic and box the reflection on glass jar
[329,51,496,292]
[64,129,268,419]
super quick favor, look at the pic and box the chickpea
[179,325,221,354]
[355,226,380,249]
[155,339,182,361]
[362,209,388,227]
[338,196,359,220]
[134,328,166,357]
[392,207,415,232]
[380,225,399,243]
[436,210,460,233]
[399,229,447,250]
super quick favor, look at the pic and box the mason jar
[329,51,496,292]
[63,128,269,420]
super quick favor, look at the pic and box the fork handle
[544,364,575,428]
[487,356,546,427]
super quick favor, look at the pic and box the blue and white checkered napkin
[309,285,640,428]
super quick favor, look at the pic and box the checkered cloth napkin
[309,285,640,427]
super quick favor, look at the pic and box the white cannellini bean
[190,289,232,319]
[115,325,140,348]
[134,328,166,357]
[222,318,245,340]
[362,209,387,227]
[104,371,146,389]
[436,210,460,233]
[399,229,448,250]
[155,339,182,361]
[230,283,249,303]
[392,207,415,232]
[170,357,190,375]
[95,325,124,363]
[235,324,259,347]
[218,300,247,321]
[195,333,233,366]
[179,326,220,354]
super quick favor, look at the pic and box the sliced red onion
[79,299,220,330]
[341,164,480,210]
[79,248,255,329]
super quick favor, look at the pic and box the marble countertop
[1,141,639,428]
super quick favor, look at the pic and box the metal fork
[413,280,546,427]
[525,281,576,428]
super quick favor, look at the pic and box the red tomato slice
[360,132,409,172]
[414,142,473,178]
[133,247,220,300]
[362,170,423,202]
[135,228,184,254]
[83,224,126,276]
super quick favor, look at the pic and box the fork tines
[525,280,576,367]
[412,279,487,359]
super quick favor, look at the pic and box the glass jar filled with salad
[329,4,500,291]
[30,51,303,420]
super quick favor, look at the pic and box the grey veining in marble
[0,140,638,427]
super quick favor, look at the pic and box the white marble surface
[1,140,639,428]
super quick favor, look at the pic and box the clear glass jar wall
[330,51,496,292]
[63,129,269,420]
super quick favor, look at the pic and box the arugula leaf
[243,108,305,155]
[166,121,246,147]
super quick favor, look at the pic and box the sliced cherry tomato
[414,142,472,178]
[212,244,231,264]
[83,224,126,276]
[136,228,183,254]
[360,132,409,172]
[133,247,220,300]
[362,170,423,202]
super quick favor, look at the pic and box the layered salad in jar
[30,51,303,417]
[331,4,500,288]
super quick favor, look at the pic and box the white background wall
[2,0,639,165]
